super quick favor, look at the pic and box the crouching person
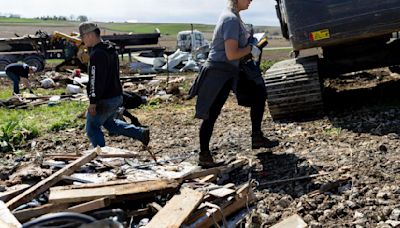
[5,63,36,95]
[79,22,150,147]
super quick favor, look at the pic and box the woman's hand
[250,44,261,58]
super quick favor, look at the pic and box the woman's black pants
[199,79,266,152]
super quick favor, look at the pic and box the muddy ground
[1,63,400,227]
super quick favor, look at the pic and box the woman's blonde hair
[228,0,238,13]
[228,0,246,27]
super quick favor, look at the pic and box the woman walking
[189,0,279,168]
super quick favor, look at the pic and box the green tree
[77,15,88,22]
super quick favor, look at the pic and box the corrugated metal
[283,0,400,50]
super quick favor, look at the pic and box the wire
[22,212,97,228]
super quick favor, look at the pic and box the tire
[0,56,12,70]
[265,56,323,120]
[23,55,45,71]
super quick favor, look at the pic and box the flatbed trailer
[0,31,163,72]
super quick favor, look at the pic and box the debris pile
[130,49,207,74]
[0,147,258,227]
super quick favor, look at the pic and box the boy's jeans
[6,71,20,94]
[86,95,145,147]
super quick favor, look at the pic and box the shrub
[0,121,39,152]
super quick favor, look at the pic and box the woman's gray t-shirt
[208,8,248,67]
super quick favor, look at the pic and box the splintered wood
[146,188,204,228]
[6,148,99,210]
[49,179,179,204]
[4,145,251,227]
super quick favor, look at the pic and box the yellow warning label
[310,29,330,41]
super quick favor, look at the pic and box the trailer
[0,30,163,72]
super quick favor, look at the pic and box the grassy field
[0,17,77,25]
[102,23,215,36]
[0,86,86,151]
[104,23,282,37]
[0,17,281,37]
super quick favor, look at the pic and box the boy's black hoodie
[87,41,122,104]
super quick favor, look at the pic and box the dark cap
[79,22,99,36]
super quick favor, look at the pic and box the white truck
[176,30,209,52]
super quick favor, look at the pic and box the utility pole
[191,23,195,59]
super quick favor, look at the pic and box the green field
[0,17,281,37]
[0,17,77,25]
[103,23,282,36]
[102,23,215,35]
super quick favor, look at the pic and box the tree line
[35,15,88,22]
[0,13,89,22]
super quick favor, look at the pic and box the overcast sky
[0,0,279,26]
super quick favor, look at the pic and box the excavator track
[265,56,323,120]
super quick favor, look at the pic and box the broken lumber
[185,183,256,227]
[180,159,247,182]
[0,184,30,203]
[146,188,204,228]
[0,201,21,228]
[208,188,236,198]
[148,202,163,213]
[6,148,99,210]
[49,179,179,204]
[67,197,110,213]
[198,174,217,183]
[50,179,135,191]
[13,203,70,223]
[180,167,221,182]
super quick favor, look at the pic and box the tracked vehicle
[266,0,400,119]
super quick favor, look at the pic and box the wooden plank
[13,203,70,223]
[6,148,99,210]
[208,188,235,198]
[50,179,134,191]
[49,179,179,204]
[179,167,222,182]
[146,188,204,228]
[67,198,110,213]
[185,183,256,227]
[198,174,217,183]
[0,201,22,228]
[0,185,30,203]
[148,202,163,213]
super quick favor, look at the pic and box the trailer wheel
[265,56,323,120]
[0,59,11,71]
[23,55,44,72]
[0,56,12,70]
